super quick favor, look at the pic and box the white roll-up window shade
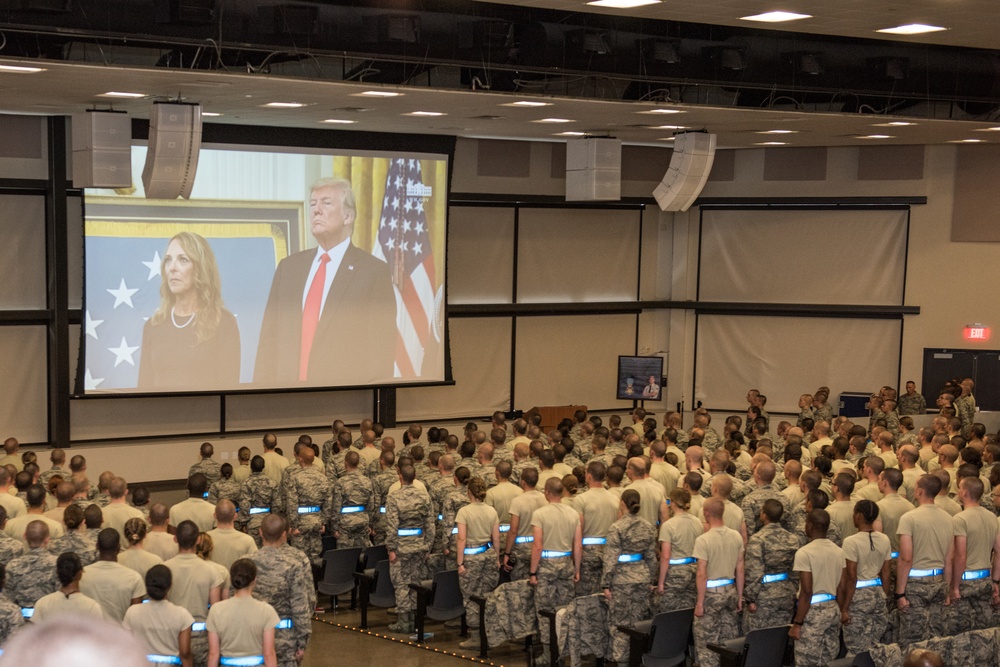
[695,315,900,413]
[0,327,47,442]
[699,208,907,305]
[448,206,514,305]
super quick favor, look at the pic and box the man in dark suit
[254,177,396,386]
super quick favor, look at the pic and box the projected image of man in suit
[253,177,396,386]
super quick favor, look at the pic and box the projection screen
[82,145,448,393]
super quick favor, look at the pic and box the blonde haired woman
[138,231,240,389]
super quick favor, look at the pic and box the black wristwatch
[529,571,537,577]
[894,592,906,600]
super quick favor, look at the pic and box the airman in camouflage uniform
[789,509,844,667]
[741,461,794,536]
[742,500,798,632]
[332,451,376,549]
[897,383,926,417]
[0,508,25,566]
[0,575,23,644]
[285,449,333,569]
[239,456,278,548]
[655,489,701,614]
[188,443,222,487]
[48,504,97,566]
[954,384,976,437]
[206,468,241,507]
[6,520,59,611]
[601,492,658,664]
[248,514,316,667]
[692,498,744,667]
[370,451,398,545]
[441,470,472,570]
[386,465,435,633]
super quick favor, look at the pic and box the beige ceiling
[480,0,1000,50]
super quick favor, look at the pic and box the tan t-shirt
[934,495,962,517]
[953,506,999,571]
[631,478,666,528]
[698,500,744,534]
[33,589,104,624]
[169,499,216,533]
[509,490,547,538]
[207,528,258,570]
[124,598,195,657]
[262,451,289,486]
[876,493,913,551]
[531,502,579,552]
[0,494,26,520]
[649,462,680,496]
[80,560,146,622]
[146,532,180,562]
[484,482,522,524]
[827,500,858,540]
[575,488,619,538]
[659,512,704,560]
[103,502,146,544]
[119,547,164,580]
[5,514,63,544]
[164,553,225,622]
[206,595,279,658]
[897,504,953,570]
[456,502,498,545]
[793,538,845,596]
[842,530,891,581]
[692,525,743,580]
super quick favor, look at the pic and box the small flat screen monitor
[616,356,664,401]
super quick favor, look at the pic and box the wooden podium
[524,405,588,432]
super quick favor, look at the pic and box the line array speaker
[142,102,202,200]
[652,132,716,212]
[71,111,132,189]
[566,137,621,202]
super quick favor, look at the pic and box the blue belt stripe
[617,553,643,563]
[811,593,836,604]
[340,505,365,514]
[220,657,265,667]
[379,507,386,514]
[498,524,510,533]
[541,550,571,558]
[856,578,882,589]
[582,537,607,546]
[890,551,899,559]
[397,528,423,536]
[762,572,789,584]
[962,569,990,581]
[20,607,33,619]
[248,508,270,515]
[147,656,182,665]
[706,578,734,588]
[275,618,294,629]
[515,536,533,544]
[669,557,695,566]
[191,622,207,632]
[909,568,944,578]
[464,545,490,555]
[297,506,321,514]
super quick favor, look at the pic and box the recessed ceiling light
[405,111,446,117]
[657,137,676,141]
[653,125,688,130]
[872,121,915,127]
[0,64,46,73]
[858,134,894,139]
[949,138,984,143]
[202,112,221,117]
[974,127,1000,132]
[740,11,812,23]
[638,109,685,115]
[503,100,552,108]
[876,24,947,35]
[353,91,403,98]
[264,102,304,108]
[755,141,788,145]
[322,119,358,124]
[587,0,660,7]
[555,131,587,136]
[756,129,797,134]
[533,118,575,123]
[99,91,146,98]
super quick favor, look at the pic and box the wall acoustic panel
[699,208,906,305]
[517,208,640,303]
[0,327,47,443]
[447,206,515,304]
[398,317,511,421]
[515,314,636,410]
[695,315,900,414]
[0,196,47,309]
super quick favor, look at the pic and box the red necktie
[300,253,330,381]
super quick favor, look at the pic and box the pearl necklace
[171,307,196,329]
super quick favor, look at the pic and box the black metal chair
[317,547,362,612]
[829,650,875,667]
[619,608,694,667]
[321,535,337,555]
[361,543,389,570]
[409,569,467,642]
[353,559,395,629]
[709,624,790,667]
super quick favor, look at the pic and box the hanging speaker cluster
[652,132,716,212]
[71,110,132,189]
[565,137,621,202]
[142,102,203,199]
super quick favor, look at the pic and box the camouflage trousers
[337,527,372,550]
[390,553,427,613]
[654,564,696,614]
[843,586,888,654]
[576,546,604,596]
[291,517,324,568]
[693,586,740,667]
[743,581,796,632]
[371,518,389,546]
[949,578,994,635]
[535,557,575,646]
[247,516,266,548]
[509,544,532,582]
[896,575,947,649]
[275,627,303,667]
[795,600,840,667]
[459,549,499,628]
[608,582,652,663]
[191,630,208,667]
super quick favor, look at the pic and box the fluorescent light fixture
[202,112,221,117]
[949,138,984,143]
[503,100,552,107]
[353,91,403,97]
[872,121,914,127]
[755,141,787,145]
[405,111,446,116]
[740,11,812,23]
[264,102,304,108]
[533,118,575,123]
[587,0,660,7]
[657,137,676,141]
[653,125,688,130]
[756,129,797,134]
[0,64,46,73]
[322,119,358,124]
[974,127,1000,132]
[638,108,685,115]
[555,131,587,136]
[99,91,146,98]
[876,23,947,35]
[858,134,894,139]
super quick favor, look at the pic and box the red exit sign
[964,324,991,341]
